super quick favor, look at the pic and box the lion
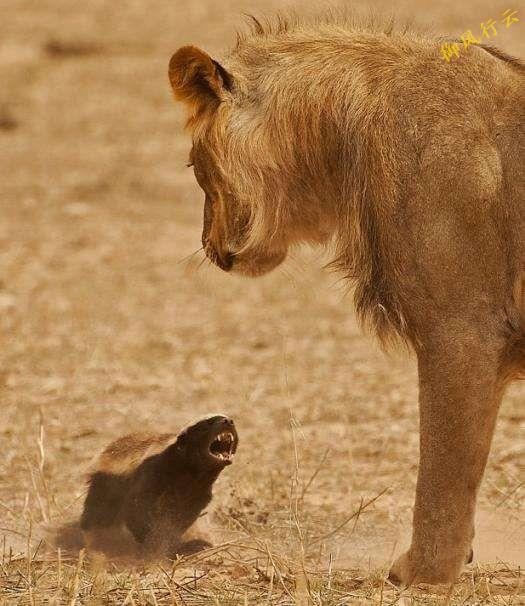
[168,13,524,586]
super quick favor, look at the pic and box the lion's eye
[186,161,194,168]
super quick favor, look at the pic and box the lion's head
[168,42,335,277]
[168,14,525,350]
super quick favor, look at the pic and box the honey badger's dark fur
[54,415,238,560]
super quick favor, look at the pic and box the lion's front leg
[390,327,505,585]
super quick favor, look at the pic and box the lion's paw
[388,547,472,587]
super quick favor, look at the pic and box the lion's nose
[212,248,233,271]
[218,251,234,271]
[203,243,234,272]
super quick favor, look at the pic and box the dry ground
[1,1,524,604]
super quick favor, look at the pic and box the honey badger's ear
[169,46,233,119]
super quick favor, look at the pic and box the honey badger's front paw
[176,538,213,556]
[388,546,472,586]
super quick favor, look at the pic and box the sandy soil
[1,1,523,604]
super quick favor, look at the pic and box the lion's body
[169,14,524,585]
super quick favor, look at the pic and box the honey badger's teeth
[209,431,236,460]
[218,431,233,442]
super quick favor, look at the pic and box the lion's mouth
[230,249,288,278]
[209,430,236,462]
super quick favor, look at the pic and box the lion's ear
[169,46,233,121]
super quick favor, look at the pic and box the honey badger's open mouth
[209,430,236,462]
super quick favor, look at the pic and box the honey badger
[55,415,238,559]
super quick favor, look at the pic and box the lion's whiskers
[196,255,209,272]
[177,247,204,266]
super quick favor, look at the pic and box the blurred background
[0,0,523,601]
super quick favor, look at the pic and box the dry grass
[1,419,522,605]
[1,0,523,604]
